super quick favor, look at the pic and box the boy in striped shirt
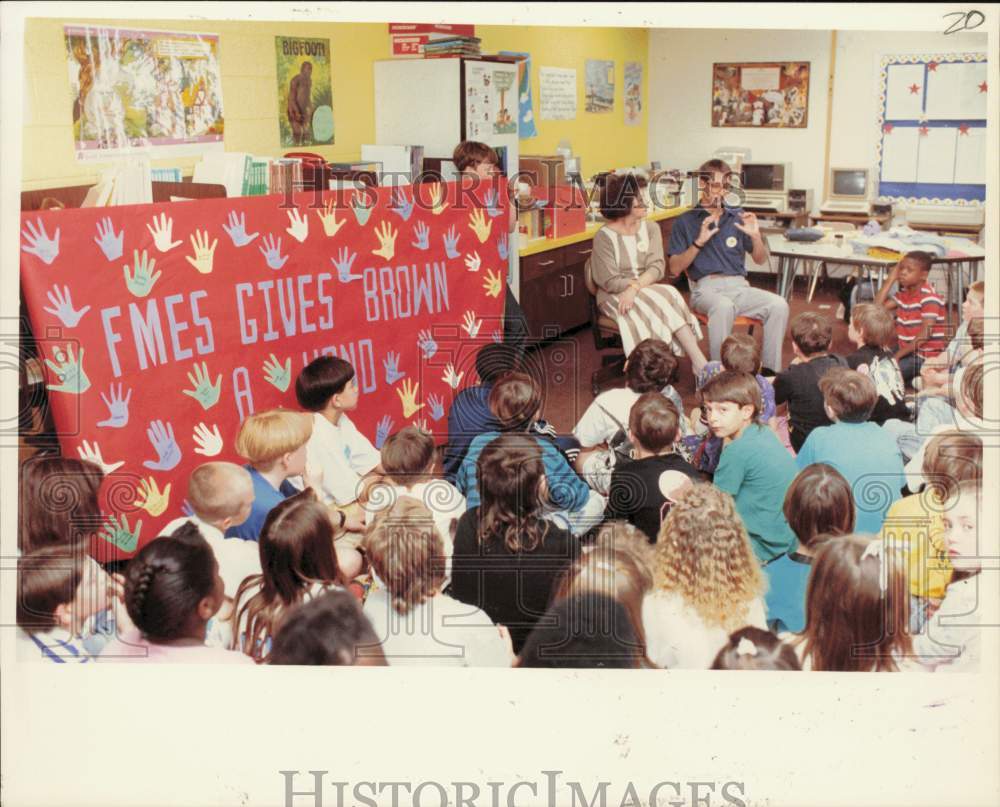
[875,250,946,387]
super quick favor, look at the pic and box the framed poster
[711,61,810,128]
[276,36,334,147]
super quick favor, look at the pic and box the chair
[693,310,762,336]
[583,257,627,395]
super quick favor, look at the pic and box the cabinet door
[520,276,562,340]
[560,263,591,332]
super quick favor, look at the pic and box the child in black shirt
[845,303,910,425]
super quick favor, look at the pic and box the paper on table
[880,126,920,183]
[954,126,987,184]
[916,127,958,184]
[925,61,988,119]
[540,67,577,120]
[884,63,925,120]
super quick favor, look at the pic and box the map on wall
[65,25,225,160]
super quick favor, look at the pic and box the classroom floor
[531,273,856,434]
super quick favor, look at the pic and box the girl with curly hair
[642,483,767,669]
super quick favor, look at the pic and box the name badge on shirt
[726,236,738,249]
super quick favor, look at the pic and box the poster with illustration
[499,51,538,139]
[711,61,810,128]
[276,36,335,146]
[492,69,517,134]
[65,25,224,159]
[624,61,642,126]
[585,59,614,113]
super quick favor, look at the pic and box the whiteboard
[925,62,988,119]
[954,127,987,184]
[916,128,956,184]
[885,64,925,119]
[880,127,920,183]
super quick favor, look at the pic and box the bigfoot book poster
[276,36,334,147]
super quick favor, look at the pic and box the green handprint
[263,353,292,392]
[45,344,91,394]
[99,514,142,553]
[123,249,161,298]
[182,361,222,411]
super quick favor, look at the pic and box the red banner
[20,182,509,559]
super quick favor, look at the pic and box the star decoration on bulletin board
[958,124,971,135]
[979,81,988,93]
[919,126,929,136]
[908,83,920,94]
[882,123,894,133]
[927,61,939,72]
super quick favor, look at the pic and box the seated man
[667,158,789,373]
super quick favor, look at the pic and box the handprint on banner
[412,221,431,251]
[491,329,503,344]
[483,268,503,298]
[375,415,395,450]
[351,190,375,226]
[396,379,425,419]
[97,383,132,428]
[373,221,398,261]
[45,344,90,394]
[136,477,171,518]
[484,189,503,218]
[185,229,218,274]
[464,251,482,273]
[181,499,195,518]
[263,353,292,392]
[286,208,309,243]
[77,439,124,475]
[99,514,142,553]
[259,234,288,270]
[428,182,450,216]
[391,187,415,222]
[498,233,509,261]
[222,211,259,247]
[123,249,161,298]
[417,329,438,359]
[469,208,493,243]
[316,198,345,237]
[462,311,482,338]
[193,422,223,457]
[443,226,461,259]
[43,285,90,327]
[93,217,124,261]
[146,213,182,253]
[427,393,445,422]
[21,219,61,265]
[182,362,222,410]
[143,420,181,472]
[442,363,465,390]
[383,352,406,385]
[412,417,430,434]
[331,247,362,282]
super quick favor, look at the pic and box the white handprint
[193,422,223,457]
[77,440,124,476]
[286,208,309,243]
[146,213,183,253]
[464,251,482,273]
[442,363,465,390]
[462,311,482,338]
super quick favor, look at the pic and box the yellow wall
[22,18,647,190]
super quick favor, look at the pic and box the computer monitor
[650,160,662,172]
[830,167,870,200]
[741,163,790,192]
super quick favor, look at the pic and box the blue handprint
[491,329,503,344]
[223,211,260,247]
[331,247,362,282]
[259,234,288,270]
[383,351,406,385]
[390,188,414,222]
[375,415,394,450]
[93,218,123,261]
[427,393,445,422]
[21,219,61,265]
[412,221,430,251]
[498,233,509,262]
[484,189,503,218]
[417,329,437,359]
[443,226,460,259]
[97,383,131,428]
[143,420,181,472]
[43,285,90,328]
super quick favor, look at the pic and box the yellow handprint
[396,379,425,419]
[429,182,450,216]
[483,268,502,298]
[469,208,493,244]
[372,221,397,261]
[136,477,171,517]
[316,198,345,237]
[184,229,217,275]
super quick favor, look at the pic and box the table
[766,234,985,332]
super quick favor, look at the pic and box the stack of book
[422,36,481,59]
[389,23,476,58]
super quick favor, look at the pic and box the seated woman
[590,173,707,374]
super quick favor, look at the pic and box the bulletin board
[876,52,987,205]
[711,62,810,127]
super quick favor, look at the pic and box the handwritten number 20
[943,10,984,34]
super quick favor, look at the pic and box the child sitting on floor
[845,303,909,425]
[702,371,798,563]
[269,590,386,666]
[604,392,702,542]
[711,627,801,671]
[795,368,904,534]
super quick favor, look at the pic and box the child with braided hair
[98,523,251,664]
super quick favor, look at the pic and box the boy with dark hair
[796,368,904,534]
[773,312,845,452]
[605,393,702,542]
[269,590,387,666]
[874,250,947,386]
[845,303,909,425]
